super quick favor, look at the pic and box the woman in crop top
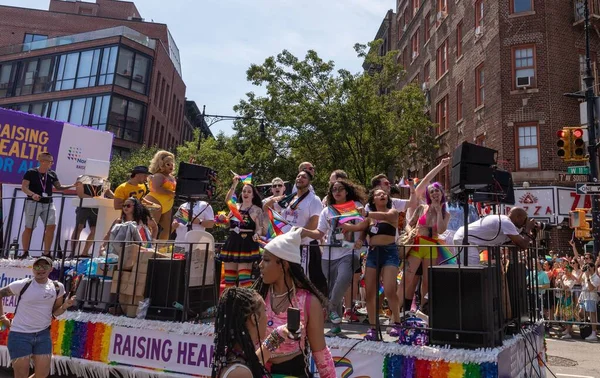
[342,188,401,340]
[254,228,335,377]
[219,176,264,288]
[145,150,177,240]
[397,182,450,316]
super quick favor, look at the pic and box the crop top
[264,289,310,358]
[418,210,439,232]
[367,222,396,238]
[229,208,256,231]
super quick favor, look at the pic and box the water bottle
[8,239,18,260]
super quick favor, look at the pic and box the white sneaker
[561,333,572,339]
[585,331,597,341]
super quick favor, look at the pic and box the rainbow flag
[264,209,280,241]
[139,226,152,248]
[174,205,190,224]
[330,201,364,224]
[238,172,253,184]
[227,195,243,222]
[269,208,292,234]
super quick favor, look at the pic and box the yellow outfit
[149,178,176,214]
[114,182,147,201]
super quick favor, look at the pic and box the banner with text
[0,109,63,184]
[0,266,33,313]
[109,326,214,376]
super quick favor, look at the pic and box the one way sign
[576,183,600,195]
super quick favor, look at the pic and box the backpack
[14,279,61,316]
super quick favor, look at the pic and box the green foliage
[108,146,159,190]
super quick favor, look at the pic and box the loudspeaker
[505,261,528,324]
[178,162,215,180]
[176,162,216,199]
[472,169,515,205]
[452,141,496,167]
[429,265,503,348]
[176,178,214,197]
[145,259,186,321]
[450,163,494,193]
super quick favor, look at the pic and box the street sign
[568,166,590,174]
[576,183,600,195]
[558,173,588,182]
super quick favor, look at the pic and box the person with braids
[301,179,366,335]
[211,286,297,378]
[254,227,335,378]
[219,175,264,288]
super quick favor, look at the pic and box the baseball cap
[130,166,151,177]
[33,256,53,266]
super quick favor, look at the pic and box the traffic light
[571,128,586,160]
[570,208,592,239]
[557,128,571,160]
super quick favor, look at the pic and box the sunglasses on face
[272,184,283,188]
[123,204,133,209]
[331,186,346,193]
[33,264,51,271]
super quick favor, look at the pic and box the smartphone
[287,307,300,334]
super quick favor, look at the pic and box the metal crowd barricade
[541,287,600,328]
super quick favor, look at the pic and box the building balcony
[0,26,155,57]
[574,0,600,24]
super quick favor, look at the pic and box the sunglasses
[272,184,283,188]
[123,204,133,209]
[33,264,51,271]
[331,186,346,193]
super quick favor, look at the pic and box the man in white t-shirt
[453,207,535,265]
[172,201,215,250]
[0,256,75,378]
[262,177,286,206]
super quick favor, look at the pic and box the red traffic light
[572,128,584,138]
[557,130,566,138]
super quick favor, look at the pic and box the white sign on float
[0,266,33,312]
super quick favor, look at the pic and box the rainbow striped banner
[51,319,112,362]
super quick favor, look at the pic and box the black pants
[271,353,311,378]
[308,241,328,297]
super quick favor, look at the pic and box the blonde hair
[149,150,175,174]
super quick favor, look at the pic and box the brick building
[371,0,600,252]
[0,0,195,156]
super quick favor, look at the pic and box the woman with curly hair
[99,197,153,254]
[211,286,296,378]
[219,175,264,288]
[145,150,177,240]
[301,179,366,334]
[253,227,335,378]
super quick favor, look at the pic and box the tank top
[264,289,311,358]
[229,208,257,231]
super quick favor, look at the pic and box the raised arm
[225,176,240,203]
[414,157,450,197]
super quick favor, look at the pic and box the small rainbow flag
[269,207,292,234]
[330,201,364,224]
[174,206,190,224]
[227,195,243,222]
[238,172,253,184]
[139,226,152,248]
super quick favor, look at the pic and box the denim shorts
[366,244,400,269]
[580,299,598,313]
[7,328,52,360]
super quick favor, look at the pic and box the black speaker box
[178,162,214,180]
[472,169,515,205]
[429,265,503,348]
[450,163,494,193]
[452,142,496,168]
[505,261,529,324]
[176,178,213,197]
[145,259,186,321]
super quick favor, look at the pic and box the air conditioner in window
[516,76,531,88]
[437,11,448,21]
[475,26,483,36]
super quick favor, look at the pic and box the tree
[108,146,159,189]
[233,39,437,190]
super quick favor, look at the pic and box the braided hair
[211,287,269,378]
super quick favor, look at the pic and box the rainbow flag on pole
[227,195,243,222]
[330,201,364,224]
[269,208,292,234]
[238,172,253,184]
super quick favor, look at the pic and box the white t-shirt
[274,191,322,244]
[316,201,362,261]
[174,202,214,247]
[453,215,520,247]
[9,278,66,333]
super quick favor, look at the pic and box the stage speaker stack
[472,169,516,205]
[450,142,496,194]
[429,265,503,348]
[176,162,217,200]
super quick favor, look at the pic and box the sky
[2,0,392,135]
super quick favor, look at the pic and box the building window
[436,155,450,189]
[55,53,79,91]
[22,34,47,52]
[512,45,536,89]
[0,63,16,98]
[398,19,403,40]
[115,47,151,94]
[107,96,146,143]
[14,57,56,96]
[424,12,431,42]
[510,0,533,13]
[516,124,539,170]
[98,46,118,85]
[404,7,411,27]
[411,29,420,60]
[475,0,484,34]
[412,0,420,16]
[436,39,448,78]
[436,96,448,134]
[457,81,463,121]
[476,134,486,146]
[437,0,448,25]
[476,63,485,106]
[424,60,430,82]
[456,21,463,57]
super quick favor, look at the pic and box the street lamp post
[195,105,265,150]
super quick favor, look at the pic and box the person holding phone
[254,227,335,378]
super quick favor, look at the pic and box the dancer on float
[145,151,177,240]
[341,188,401,340]
[301,179,366,335]
[219,175,264,288]
[253,227,335,377]
[211,286,298,378]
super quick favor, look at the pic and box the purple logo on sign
[0,108,64,184]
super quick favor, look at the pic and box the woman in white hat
[254,227,335,378]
